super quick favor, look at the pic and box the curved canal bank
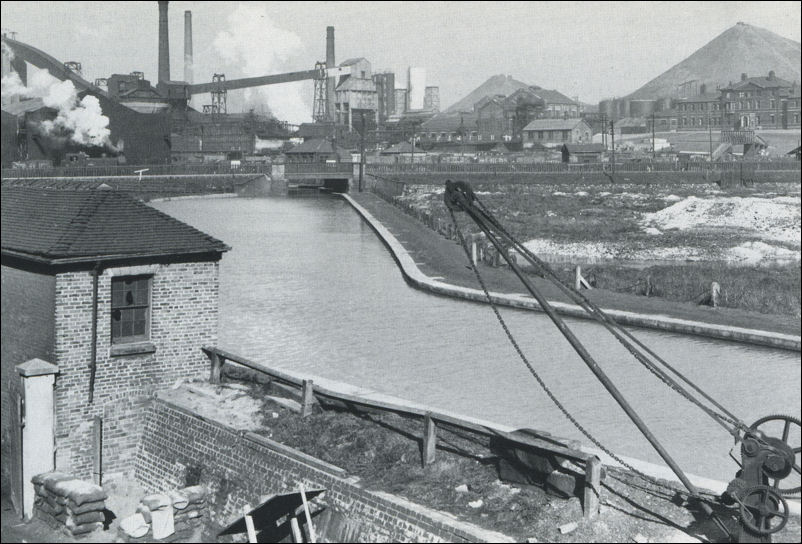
[343,192,800,351]
[150,195,800,489]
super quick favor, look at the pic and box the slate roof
[722,75,793,91]
[522,118,588,131]
[530,88,577,105]
[381,142,425,154]
[1,187,230,265]
[285,138,339,154]
[420,113,478,132]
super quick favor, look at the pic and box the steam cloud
[213,3,311,124]
[1,66,116,149]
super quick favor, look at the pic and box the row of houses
[416,85,583,147]
[654,72,801,131]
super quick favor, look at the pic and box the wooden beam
[583,456,602,519]
[209,351,223,385]
[422,412,437,466]
[301,379,315,418]
[201,347,591,462]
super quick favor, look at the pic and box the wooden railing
[284,162,354,174]
[366,160,800,175]
[1,163,274,179]
[202,345,601,518]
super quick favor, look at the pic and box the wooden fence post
[583,456,602,519]
[209,352,223,384]
[422,412,437,466]
[301,380,315,418]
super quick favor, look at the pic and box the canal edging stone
[340,194,801,352]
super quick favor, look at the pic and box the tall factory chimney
[158,0,170,85]
[326,26,336,122]
[184,10,193,84]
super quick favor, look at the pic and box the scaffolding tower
[312,61,328,123]
[205,73,227,115]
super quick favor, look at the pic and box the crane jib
[443,179,799,541]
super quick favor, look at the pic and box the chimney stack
[184,10,193,84]
[326,26,336,123]
[158,1,170,85]
[768,70,775,81]
[741,73,748,82]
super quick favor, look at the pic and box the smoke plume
[1,66,116,149]
[213,3,311,124]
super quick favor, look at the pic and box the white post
[575,265,582,290]
[471,237,478,266]
[16,358,59,520]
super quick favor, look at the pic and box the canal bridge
[282,162,357,193]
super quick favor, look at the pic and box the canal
[152,195,801,483]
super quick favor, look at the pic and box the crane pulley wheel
[738,485,789,535]
[746,414,801,496]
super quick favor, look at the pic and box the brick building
[522,118,592,148]
[675,92,724,130]
[1,187,229,506]
[720,71,799,129]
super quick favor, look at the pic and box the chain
[447,207,701,494]
[470,197,748,436]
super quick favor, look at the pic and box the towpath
[347,192,801,340]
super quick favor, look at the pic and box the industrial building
[0,2,358,167]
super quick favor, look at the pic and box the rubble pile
[120,485,208,542]
[32,471,108,537]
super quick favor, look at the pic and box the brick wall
[136,399,512,543]
[53,260,220,479]
[1,263,56,493]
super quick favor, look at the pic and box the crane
[443,180,799,543]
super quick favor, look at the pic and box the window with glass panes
[111,276,151,343]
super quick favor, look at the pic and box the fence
[1,162,274,179]
[366,160,801,176]
[202,345,602,518]
[284,162,354,174]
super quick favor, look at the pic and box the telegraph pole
[651,112,656,160]
[359,112,365,192]
[707,109,713,165]
[610,120,616,179]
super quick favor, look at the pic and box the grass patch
[550,263,801,317]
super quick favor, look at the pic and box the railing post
[583,456,602,519]
[301,379,315,417]
[422,412,437,466]
[209,351,223,384]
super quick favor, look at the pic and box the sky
[2,1,800,124]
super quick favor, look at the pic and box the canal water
[152,195,801,483]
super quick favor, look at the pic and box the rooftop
[1,187,230,265]
[420,113,479,132]
[522,118,588,131]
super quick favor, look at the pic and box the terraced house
[1,187,229,516]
